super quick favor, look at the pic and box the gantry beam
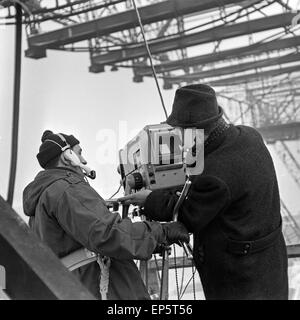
[90,12,297,71]
[255,89,300,97]
[248,80,300,92]
[287,244,300,258]
[136,36,300,77]
[25,0,244,58]
[218,79,300,94]
[205,64,300,87]
[260,94,300,104]
[166,53,300,83]
[219,75,300,89]
[250,84,300,94]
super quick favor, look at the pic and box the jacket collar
[204,124,237,156]
[48,166,86,180]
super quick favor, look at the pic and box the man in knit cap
[119,84,289,300]
[23,130,189,300]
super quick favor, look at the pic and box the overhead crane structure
[1,0,300,299]
[88,12,297,70]
[5,0,299,114]
[2,2,300,89]
[22,0,247,57]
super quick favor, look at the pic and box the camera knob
[127,172,144,190]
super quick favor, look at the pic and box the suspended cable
[131,0,168,120]
[108,184,122,200]
[107,167,136,199]
[7,2,22,206]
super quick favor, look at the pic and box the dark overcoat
[144,125,289,300]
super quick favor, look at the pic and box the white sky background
[0,1,300,222]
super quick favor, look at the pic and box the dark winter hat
[166,84,223,128]
[37,130,80,168]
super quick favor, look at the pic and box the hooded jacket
[23,167,165,300]
[144,125,289,300]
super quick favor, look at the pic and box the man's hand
[161,221,190,246]
[118,190,152,207]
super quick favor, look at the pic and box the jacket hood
[23,167,83,217]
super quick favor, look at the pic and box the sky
[0,4,300,223]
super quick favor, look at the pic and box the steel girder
[136,36,300,77]
[166,53,300,83]
[255,90,300,97]
[257,122,300,143]
[261,93,300,102]
[252,86,300,95]
[90,12,297,71]
[250,82,300,92]
[25,0,244,58]
[242,80,300,93]
[205,64,300,87]
[287,244,300,258]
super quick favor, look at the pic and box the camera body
[118,123,204,195]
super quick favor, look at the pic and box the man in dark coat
[23,130,189,300]
[119,84,289,300]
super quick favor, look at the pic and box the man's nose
[80,156,87,165]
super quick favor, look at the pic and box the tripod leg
[122,204,130,219]
[139,260,148,288]
[160,247,169,300]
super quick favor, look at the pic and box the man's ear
[60,152,70,166]
[62,149,81,166]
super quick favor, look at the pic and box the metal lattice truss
[1,1,299,125]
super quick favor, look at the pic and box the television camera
[115,123,204,258]
[117,123,204,197]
